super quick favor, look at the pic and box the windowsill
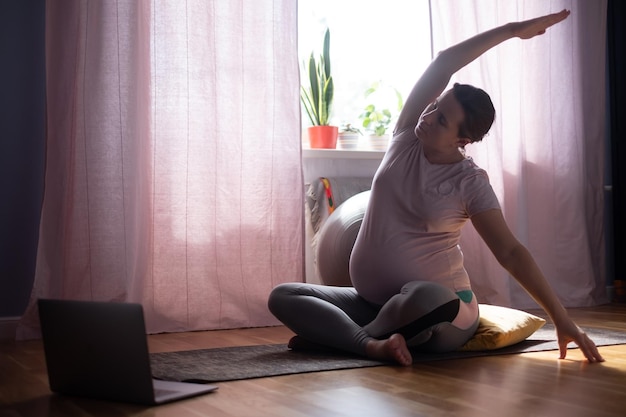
[302,148,385,160]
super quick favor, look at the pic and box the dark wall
[0,0,46,316]
[608,0,626,291]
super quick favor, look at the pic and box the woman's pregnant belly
[349,237,468,305]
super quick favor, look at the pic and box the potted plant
[359,104,393,136]
[358,81,403,150]
[301,28,338,149]
[337,123,362,150]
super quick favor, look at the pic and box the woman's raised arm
[394,9,570,134]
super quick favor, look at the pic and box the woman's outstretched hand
[556,318,605,363]
[512,9,570,40]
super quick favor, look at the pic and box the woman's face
[415,89,468,149]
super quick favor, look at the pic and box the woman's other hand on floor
[556,318,605,363]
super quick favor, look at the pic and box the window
[298,0,432,133]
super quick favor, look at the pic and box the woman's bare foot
[365,334,412,366]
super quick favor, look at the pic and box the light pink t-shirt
[349,128,501,305]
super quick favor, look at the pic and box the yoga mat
[150,325,626,383]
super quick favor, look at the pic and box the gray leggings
[268,281,479,357]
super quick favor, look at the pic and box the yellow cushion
[459,304,546,351]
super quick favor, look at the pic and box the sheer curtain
[431,0,608,308]
[17,0,303,339]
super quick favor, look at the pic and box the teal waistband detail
[456,290,474,303]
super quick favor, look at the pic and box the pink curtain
[17,0,303,339]
[431,0,608,308]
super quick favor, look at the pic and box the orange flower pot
[308,126,338,149]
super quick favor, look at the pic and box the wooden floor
[1,304,626,417]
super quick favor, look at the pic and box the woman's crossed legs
[268,281,479,365]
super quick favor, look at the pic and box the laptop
[38,298,218,405]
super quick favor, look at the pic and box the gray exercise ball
[315,190,370,287]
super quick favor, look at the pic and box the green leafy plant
[301,28,334,126]
[359,104,392,136]
[359,81,403,136]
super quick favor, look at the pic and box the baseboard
[0,317,20,342]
